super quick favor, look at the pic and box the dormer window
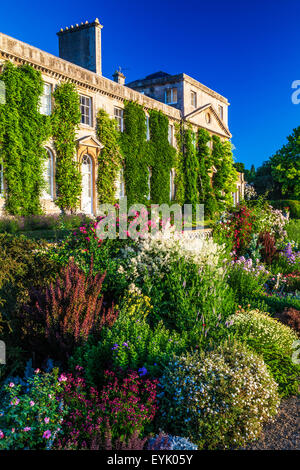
[165,88,177,104]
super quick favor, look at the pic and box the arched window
[45,148,54,199]
[0,163,4,196]
[81,154,94,214]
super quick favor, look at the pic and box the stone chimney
[113,69,126,85]
[57,19,103,75]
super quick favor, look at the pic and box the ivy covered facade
[0,20,244,217]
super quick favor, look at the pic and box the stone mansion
[0,18,244,215]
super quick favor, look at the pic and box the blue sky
[1,0,299,169]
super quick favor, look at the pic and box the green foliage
[182,126,198,209]
[212,136,238,209]
[196,128,218,217]
[246,338,300,398]
[173,123,185,205]
[270,200,300,219]
[52,82,82,212]
[254,127,300,199]
[286,219,300,244]
[0,369,66,450]
[70,307,188,387]
[0,62,51,215]
[228,309,299,397]
[149,110,175,204]
[96,109,123,204]
[120,101,148,206]
[158,341,279,449]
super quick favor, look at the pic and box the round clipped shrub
[158,341,280,449]
[228,309,298,355]
[228,309,300,397]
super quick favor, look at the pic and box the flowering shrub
[228,309,298,355]
[244,183,257,200]
[70,309,188,386]
[158,341,279,449]
[228,256,270,301]
[228,309,300,396]
[117,225,235,332]
[21,259,117,363]
[0,369,66,450]
[56,369,158,449]
[147,433,198,450]
[215,205,255,256]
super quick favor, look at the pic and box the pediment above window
[77,135,104,149]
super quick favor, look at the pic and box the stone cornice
[0,32,182,121]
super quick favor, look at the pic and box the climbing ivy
[96,109,123,204]
[182,125,199,210]
[120,101,148,206]
[174,123,185,205]
[0,62,51,215]
[52,82,82,213]
[197,128,218,217]
[212,135,238,209]
[149,110,175,204]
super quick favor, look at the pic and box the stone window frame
[165,87,178,105]
[80,94,93,127]
[40,82,52,116]
[114,107,124,132]
[0,162,4,197]
[191,90,197,108]
[146,114,150,141]
[43,147,55,201]
[169,168,176,201]
[218,104,224,120]
[168,123,174,146]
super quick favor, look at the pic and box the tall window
[168,124,174,146]
[165,88,178,104]
[80,95,92,126]
[45,149,54,199]
[0,163,4,196]
[40,83,52,116]
[114,107,124,132]
[191,90,197,108]
[169,169,176,200]
[146,115,150,141]
[147,167,152,200]
[116,168,125,199]
[218,105,224,120]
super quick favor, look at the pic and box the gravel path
[246,396,299,450]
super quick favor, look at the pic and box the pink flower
[9,382,14,388]
[35,368,40,374]
[0,430,4,439]
[23,427,31,432]
[58,374,67,382]
[30,400,35,407]
[10,398,20,406]
[44,417,50,424]
[43,430,52,439]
